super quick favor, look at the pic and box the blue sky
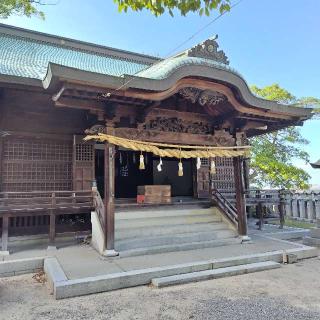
[2,0,320,185]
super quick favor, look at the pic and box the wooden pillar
[49,213,56,244]
[233,156,248,236]
[48,192,56,245]
[104,124,116,254]
[1,214,9,252]
[278,190,285,229]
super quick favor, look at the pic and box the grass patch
[269,219,314,229]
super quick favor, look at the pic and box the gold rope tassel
[139,152,145,170]
[210,159,216,175]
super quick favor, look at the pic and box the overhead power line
[100,0,245,98]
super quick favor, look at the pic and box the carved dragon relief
[85,124,106,135]
[86,125,236,147]
[179,87,227,107]
[143,117,212,135]
[187,35,229,65]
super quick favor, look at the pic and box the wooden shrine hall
[0,24,312,255]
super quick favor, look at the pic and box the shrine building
[0,24,312,255]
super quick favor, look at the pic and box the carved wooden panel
[1,137,72,192]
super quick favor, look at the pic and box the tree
[0,0,46,19]
[114,0,231,17]
[249,84,319,190]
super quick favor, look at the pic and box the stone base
[240,235,252,243]
[102,249,119,257]
[47,246,58,251]
[303,236,320,247]
[310,228,320,238]
[0,250,10,256]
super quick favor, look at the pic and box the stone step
[116,207,219,220]
[116,229,237,251]
[116,222,231,240]
[303,236,320,246]
[151,261,281,288]
[310,228,320,238]
[118,237,241,257]
[116,213,221,229]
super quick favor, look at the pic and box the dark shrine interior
[95,148,194,199]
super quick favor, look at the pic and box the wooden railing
[0,190,94,214]
[0,190,95,252]
[211,189,238,228]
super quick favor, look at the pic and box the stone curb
[49,246,317,299]
[44,257,68,294]
[152,261,281,288]
[0,257,45,278]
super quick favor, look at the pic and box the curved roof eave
[124,64,312,118]
[41,62,312,119]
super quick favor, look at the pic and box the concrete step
[310,228,320,238]
[116,222,231,240]
[116,229,237,251]
[116,213,221,229]
[303,236,320,246]
[152,261,281,288]
[116,207,220,220]
[118,237,241,257]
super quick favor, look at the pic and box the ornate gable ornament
[179,87,227,107]
[187,35,229,65]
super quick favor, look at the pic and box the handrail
[92,190,105,233]
[211,189,238,228]
[0,190,94,213]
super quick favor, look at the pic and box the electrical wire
[99,0,245,99]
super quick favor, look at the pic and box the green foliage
[249,84,313,190]
[113,0,231,17]
[0,0,45,19]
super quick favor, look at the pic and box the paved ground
[1,256,320,320]
[1,222,310,279]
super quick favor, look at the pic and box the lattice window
[76,144,94,162]
[200,158,209,166]
[2,138,72,192]
[211,156,235,190]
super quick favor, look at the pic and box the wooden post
[1,215,9,252]
[49,214,56,244]
[49,192,56,245]
[104,124,117,255]
[258,202,264,230]
[233,156,248,237]
[279,189,285,229]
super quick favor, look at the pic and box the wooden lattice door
[195,157,235,198]
[196,158,210,198]
[73,135,95,191]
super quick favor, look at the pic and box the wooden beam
[136,101,160,124]
[120,79,296,121]
[233,156,247,236]
[52,85,66,102]
[104,125,116,253]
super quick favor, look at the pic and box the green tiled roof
[136,55,243,80]
[0,33,151,80]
